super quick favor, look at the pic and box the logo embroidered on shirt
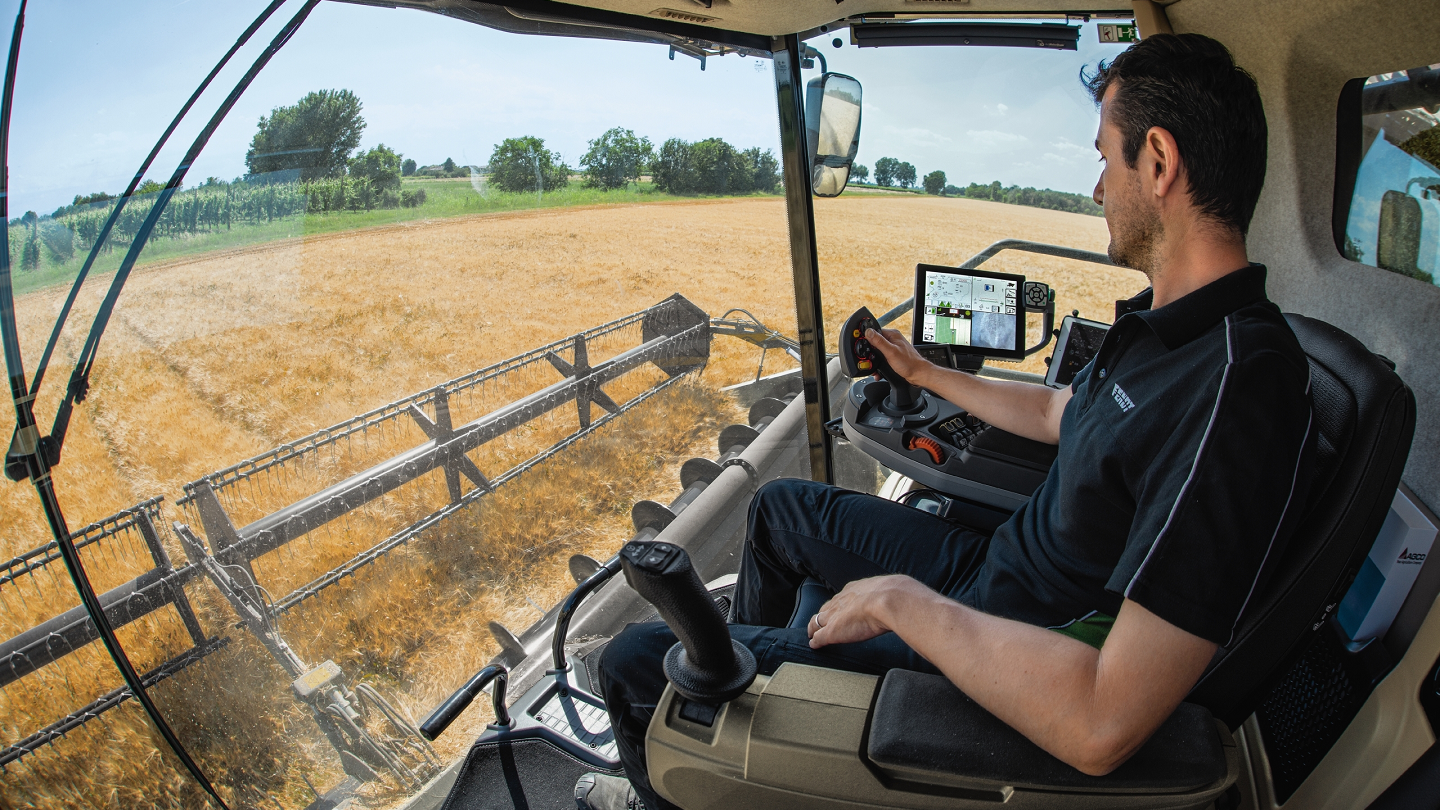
[1112,384,1135,413]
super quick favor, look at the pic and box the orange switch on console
[907,435,944,465]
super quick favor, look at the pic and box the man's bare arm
[865,327,1071,444]
[807,576,1217,776]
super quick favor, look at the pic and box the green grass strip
[10,179,779,297]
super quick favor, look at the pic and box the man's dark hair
[1083,34,1267,236]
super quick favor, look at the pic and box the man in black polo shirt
[577,33,1313,810]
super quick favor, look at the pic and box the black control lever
[419,664,510,741]
[551,555,624,673]
[619,540,757,704]
[839,306,923,414]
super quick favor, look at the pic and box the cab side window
[1335,64,1440,285]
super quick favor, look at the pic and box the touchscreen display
[919,269,1020,352]
[1050,318,1109,387]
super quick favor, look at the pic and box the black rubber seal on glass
[1332,77,1365,258]
[0,2,239,806]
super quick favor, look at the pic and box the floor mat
[440,737,623,810]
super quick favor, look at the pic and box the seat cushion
[867,669,1230,793]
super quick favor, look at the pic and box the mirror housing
[804,73,863,197]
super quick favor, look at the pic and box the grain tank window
[1334,64,1440,285]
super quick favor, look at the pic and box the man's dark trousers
[599,478,993,810]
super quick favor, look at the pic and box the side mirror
[804,73,863,197]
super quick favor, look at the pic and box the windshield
[808,25,1149,493]
[0,3,803,806]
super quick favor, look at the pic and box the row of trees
[844,158,919,188]
[849,157,1101,217]
[12,211,71,270]
[243,90,781,198]
[405,157,472,179]
[19,175,430,271]
[480,128,780,196]
[947,179,1103,216]
[36,177,423,259]
[651,137,779,195]
[14,90,780,273]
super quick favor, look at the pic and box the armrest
[867,669,1232,794]
[645,662,1238,810]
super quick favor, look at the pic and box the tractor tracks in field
[38,326,154,507]
[112,311,283,447]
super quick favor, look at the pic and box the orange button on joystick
[907,435,944,465]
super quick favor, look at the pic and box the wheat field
[0,195,1145,809]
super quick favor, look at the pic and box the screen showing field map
[920,269,1019,351]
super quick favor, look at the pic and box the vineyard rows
[16,177,423,261]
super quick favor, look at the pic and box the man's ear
[1143,126,1184,200]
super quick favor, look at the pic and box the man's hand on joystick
[864,327,932,389]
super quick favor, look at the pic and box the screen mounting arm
[1023,283,1056,357]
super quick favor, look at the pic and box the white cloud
[880,125,954,149]
[1049,138,1092,157]
[965,130,1027,148]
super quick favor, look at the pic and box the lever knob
[620,540,757,704]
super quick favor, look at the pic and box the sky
[0,0,1129,216]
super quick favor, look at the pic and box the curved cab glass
[0,2,805,806]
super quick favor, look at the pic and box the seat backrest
[1187,313,1416,729]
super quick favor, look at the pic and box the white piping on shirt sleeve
[1125,317,1236,598]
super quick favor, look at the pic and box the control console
[841,378,1056,511]
[837,303,1058,512]
[839,306,922,414]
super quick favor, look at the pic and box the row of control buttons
[852,326,875,371]
[932,413,989,449]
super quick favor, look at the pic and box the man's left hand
[807,575,921,648]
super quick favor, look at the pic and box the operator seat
[644,313,1415,810]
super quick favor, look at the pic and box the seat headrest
[1187,314,1415,729]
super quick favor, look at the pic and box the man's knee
[750,478,828,533]
[600,622,676,702]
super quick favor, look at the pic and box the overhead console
[836,241,1114,513]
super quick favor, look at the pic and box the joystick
[839,306,923,414]
[619,540,757,705]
